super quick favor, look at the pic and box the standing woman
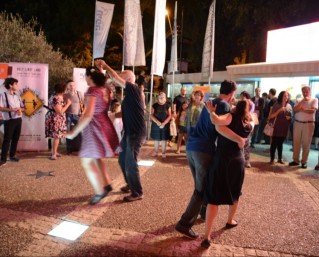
[45,83,71,160]
[201,100,254,249]
[268,91,292,164]
[150,92,172,158]
[66,67,119,205]
[186,90,205,135]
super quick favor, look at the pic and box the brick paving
[0,141,318,257]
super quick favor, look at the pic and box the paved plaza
[0,140,319,257]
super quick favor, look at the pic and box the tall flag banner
[123,0,146,66]
[168,1,178,74]
[201,0,216,80]
[93,1,114,59]
[151,0,167,76]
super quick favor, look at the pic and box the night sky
[1,0,319,72]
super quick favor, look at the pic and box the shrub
[0,12,75,91]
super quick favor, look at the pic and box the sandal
[49,156,57,160]
[56,153,62,157]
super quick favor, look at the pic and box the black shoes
[89,185,113,205]
[0,161,7,167]
[175,223,199,239]
[289,161,299,166]
[315,165,319,171]
[225,221,238,229]
[123,194,144,202]
[200,239,211,249]
[9,157,19,162]
[120,185,130,193]
[301,164,307,169]
[277,160,285,164]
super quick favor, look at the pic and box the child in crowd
[108,101,123,143]
[176,100,189,154]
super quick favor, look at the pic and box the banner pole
[147,73,155,140]
[92,0,97,66]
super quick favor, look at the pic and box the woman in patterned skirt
[66,67,119,205]
[45,83,71,160]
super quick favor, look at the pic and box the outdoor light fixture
[138,160,155,167]
[48,220,89,241]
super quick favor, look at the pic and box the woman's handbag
[263,122,274,137]
[170,118,177,137]
[263,116,277,137]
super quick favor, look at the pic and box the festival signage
[9,62,48,151]
[73,68,89,95]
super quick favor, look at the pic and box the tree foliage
[0,12,75,90]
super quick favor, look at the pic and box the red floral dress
[45,95,67,139]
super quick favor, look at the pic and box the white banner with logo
[151,0,167,76]
[201,0,216,81]
[73,68,88,95]
[123,0,146,66]
[9,62,48,151]
[93,1,114,59]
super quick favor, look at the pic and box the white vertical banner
[73,68,88,95]
[93,1,114,59]
[9,62,48,151]
[168,1,178,74]
[124,0,146,66]
[151,0,167,76]
[201,0,216,81]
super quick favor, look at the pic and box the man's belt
[295,119,314,123]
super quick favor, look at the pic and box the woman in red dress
[67,67,119,205]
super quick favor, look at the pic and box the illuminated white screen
[266,22,319,63]
[48,221,89,241]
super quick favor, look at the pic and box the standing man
[257,92,269,144]
[64,80,84,155]
[96,59,146,202]
[0,78,25,167]
[263,88,277,145]
[289,86,318,169]
[173,87,188,114]
[250,87,264,147]
[175,80,244,239]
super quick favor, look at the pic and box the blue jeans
[177,150,213,228]
[118,134,145,197]
[66,114,80,153]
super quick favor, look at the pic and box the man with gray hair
[95,59,146,202]
[289,86,318,169]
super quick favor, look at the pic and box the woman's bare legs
[96,159,111,187]
[51,138,59,158]
[152,140,159,156]
[204,204,219,240]
[176,133,183,153]
[227,202,239,225]
[161,140,167,157]
[81,158,104,195]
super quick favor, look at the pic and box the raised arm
[94,59,126,88]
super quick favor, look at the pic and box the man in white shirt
[289,86,318,169]
[0,78,25,167]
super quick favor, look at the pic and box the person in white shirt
[0,78,25,167]
[289,86,318,169]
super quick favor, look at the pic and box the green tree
[0,12,75,90]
